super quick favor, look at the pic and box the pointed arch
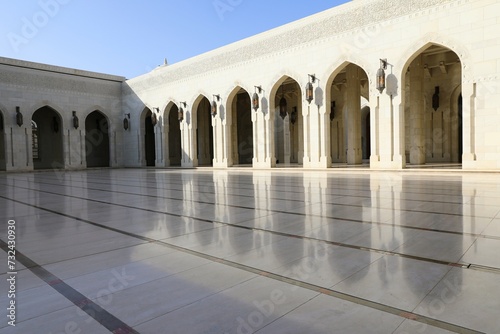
[401,42,463,166]
[140,107,156,167]
[32,105,64,170]
[163,102,182,166]
[270,75,303,166]
[85,110,110,168]
[226,86,253,166]
[192,95,213,166]
[325,62,370,165]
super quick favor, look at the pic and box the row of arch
[136,43,464,169]
[0,107,111,171]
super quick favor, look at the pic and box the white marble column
[346,65,362,165]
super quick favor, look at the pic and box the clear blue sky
[1,0,350,79]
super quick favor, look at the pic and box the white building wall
[0,57,124,172]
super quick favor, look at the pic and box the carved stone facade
[1,0,500,171]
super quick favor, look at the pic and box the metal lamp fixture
[123,113,130,130]
[432,86,440,111]
[16,107,23,127]
[253,86,262,111]
[376,59,388,94]
[151,108,159,126]
[179,102,186,122]
[212,94,220,117]
[279,84,287,120]
[72,111,79,129]
[330,101,336,121]
[306,74,317,104]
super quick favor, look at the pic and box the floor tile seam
[73,260,222,308]
[252,293,323,334]
[0,304,81,330]
[43,247,185,285]
[14,177,476,209]
[3,182,496,243]
[5,194,500,275]
[0,197,492,330]
[0,239,140,334]
[0,194,493,274]
[1,178,315,208]
[408,266,456,316]
[27,181,500,221]
[8,176,478,207]
[0,243,154,279]
[131,275,261,329]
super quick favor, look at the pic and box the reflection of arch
[192,95,213,166]
[32,106,64,170]
[326,63,370,165]
[85,110,110,168]
[164,102,182,166]
[401,43,463,165]
[227,86,253,166]
[141,107,156,167]
[0,110,5,171]
[270,76,303,167]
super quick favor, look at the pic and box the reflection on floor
[0,169,499,333]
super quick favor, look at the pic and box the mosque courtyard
[1,168,499,333]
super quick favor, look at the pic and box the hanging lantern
[330,101,336,121]
[290,107,298,125]
[151,110,158,126]
[123,114,130,130]
[211,94,220,118]
[279,96,287,120]
[279,84,287,119]
[252,92,259,111]
[178,106,184,122]
[432,86,440,111]
[72,111,79,129]
[376,59,387,94]
[16,107,23,127]
[306,82,314,104]
[211,100,217,117]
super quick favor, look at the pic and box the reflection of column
[213,171,229,223]
[181,116,194,167]
[155,125,164,167]
[346,66,362,164]
[283,116,290,165]
[410,55,426,165]
[461,83,476,168]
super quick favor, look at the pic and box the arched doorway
[85,110,110,168]
[143,108,156,167]
[0,111,5,171]
[327,63,369,165]
[165,104,182,166]
[228,87,253,166]
[32,106,64,170]
[403,44,462,165]
[271,76,303,166]
[194,96,213,166]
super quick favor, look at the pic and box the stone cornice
[128,0,458,90]
[0,56,125,83]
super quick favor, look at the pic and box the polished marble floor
[0,168,499,333]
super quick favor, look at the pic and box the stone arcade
[1,0,499,172]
